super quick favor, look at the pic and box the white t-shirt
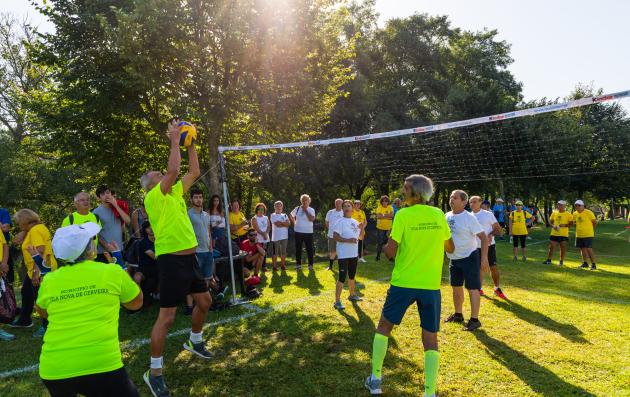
[253,215,270,243]
[270,213,289,241]
[472,209,498,247]
[332,217,360,259]
[325,209,344,238]
[445,210,483,260]
[291,206,316,234]
[209,213,226,229]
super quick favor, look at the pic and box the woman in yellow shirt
[8,209,58,337]
[375,196,394,261]
[508,201,532,261]
[228,199,249,242]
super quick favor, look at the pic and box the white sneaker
[359,257,367,263]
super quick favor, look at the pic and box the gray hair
[300,194,311,203]
[69,240,97,264]
[469,195,482,203]
[452,189,469,202]
[274,201,283,207]
[140,172,153,191]
[74,192,90,202]
[405,174,434,203]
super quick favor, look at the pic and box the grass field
[1,220,629,396]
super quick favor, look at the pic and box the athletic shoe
[364,375,383,395]
[333,301,345,310]
[143,370,171,397]
[522,256,527,262]
[494,288,507,299]
[295,264,302,271]
[479,288,485,296]
[8,319,33,328]
[543,259,551,265]
[580,262,589,269]
[183,340,213,359]
[444,313,464,323]
[513,256,517,261]
[463,319,481,331]
[358,257,367,263]
[375,256,380,261]
[32,326,46,338]
[559,261,564,267]
[183,305,193,316]
[0,329,16,341]
[308,265,314,271]
[348,294,363,302]
[590,264,597,270]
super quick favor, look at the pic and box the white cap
[496,198,504,203]
[52,222,101,262]
[574,200,585,206]
[557,200,567,205]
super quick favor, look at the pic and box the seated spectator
[240,230,266,277]
[133,222,159,308]
[228,199,249,243]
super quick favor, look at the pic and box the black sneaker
[463,319,481,331]
[543,259,551,265]
[143,370,171,397]
[590,264,597,270]
[580,262,589,269]
[445,313,464,323]
[8,319,33,328]
[375,256,380,261]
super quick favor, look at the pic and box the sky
[3,0,629,109]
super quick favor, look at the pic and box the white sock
[150,356,163,369]
[190,331,203,343]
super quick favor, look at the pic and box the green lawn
[1,221,629,396]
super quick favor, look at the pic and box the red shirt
[113,199,129,225]
[240,239,258,256]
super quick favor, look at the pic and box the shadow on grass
[489,299,589,344]
[295,269,324,296]
[473,330,596,397]
[268,269,294,294]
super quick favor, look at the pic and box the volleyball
[178,121,197,147]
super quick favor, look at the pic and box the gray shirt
[188,208,211,253]
[93,204,124,254]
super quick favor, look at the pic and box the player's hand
[481,257,490,273]
[105,197,119,208]
[166,118,181,143]
[32,274,41,287]
[348,238,358,244]
[26,245,39,256]
[107,241,119,252]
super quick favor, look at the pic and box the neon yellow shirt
[509,210,531,236]
[22,224,58,278]
[61,211,100,228]
[36,260,139,380]
[389,205,451,290]
[376,205,394,231]
[573,209,596,238]
[549,211,573,237]
[0,231,6,264]
[229,211,248,239]
[144,181,198,257]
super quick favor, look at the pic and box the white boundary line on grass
[0,277,391,379]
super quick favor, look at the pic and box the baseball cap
[557,200,567,205]
[515,200,523,205]
[496,198,504,203]
[575,200,585,206]
[52,222,101,262]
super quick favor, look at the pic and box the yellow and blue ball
[178,121,197,147]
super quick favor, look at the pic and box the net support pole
[219,151,239,305]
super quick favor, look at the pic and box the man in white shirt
[470,196,506,299]
[290,194,316,271]
[444,190,489,331]
[325,199,344,271]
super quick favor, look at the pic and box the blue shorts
[382,286,441,332]
[449,249,481,290]
[211,227,225,241]
[196,251,215,280]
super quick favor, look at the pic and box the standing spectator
[36,222,142,397]
[8,209,58,338]
[228,199,249,243]
[573,200,597,270]
[492,199,506,239]
[444,191,489,332]
[375,195,394,261]
[325,199,344,271]
[0,226,15,341]
[130,200,148,240]
[251,203,270,272]
[543,200,573,267]
[61,192,101,227]
[208,195,226,242]
[290,194,316,271]
[509,200,532,261]
[133,221,159,308]
[392,198,402,218]
[187,188,214,314]
[352,200,367,263]
[94,185,130,264]
[270,201,290,271]
[471,197,506,299]
[332,200,361,310]
[110,190,130,227]
[0,206,15,284]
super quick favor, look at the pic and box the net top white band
[218,90,630,153]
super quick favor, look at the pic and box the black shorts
[479,246,497,267]
[338,257,358,283]
[576,237,593,248]
[512,235,527,248]
[42,367,139,397]
[549,236,568,243]
[157,254,208,308]
[449,249,481,290]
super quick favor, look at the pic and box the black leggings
[294,232,314,267]
[376,229,389,258]
[338,257,358,283]
[357,240,364,258]
[512,235,527,248]
[42,367,139,397]
[18,275,41,325]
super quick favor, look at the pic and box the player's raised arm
[182,125,200,193]
[161,119,182,195]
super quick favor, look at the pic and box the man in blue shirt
[492,199,506,240]
[0,207,14,283]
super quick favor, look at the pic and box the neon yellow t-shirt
[61,211,101,228]
[229,211,248,239]
[376,205,394,231]
[22,224,58,278]
[36,260,140,380]
[509,210,531,236]
[573,209,596,238]
[0,231,6,264]
[549,211,573,237]
[389,205,451,290]
[144,181,198,257]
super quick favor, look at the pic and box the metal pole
[219,151,238,304]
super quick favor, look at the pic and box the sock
[190,331,203,343]
[424,350,440,396]
[150,356,163,371]
[371,333,389,379]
